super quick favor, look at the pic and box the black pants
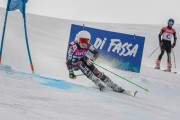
[158,40,171,62]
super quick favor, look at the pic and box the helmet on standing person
[76,30,91,44]
[168,18,174,26]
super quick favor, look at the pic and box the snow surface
[0,7,180,120]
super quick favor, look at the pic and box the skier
[155,19,177,71]
[66,30,136,96]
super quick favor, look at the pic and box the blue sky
[0,0,179,24]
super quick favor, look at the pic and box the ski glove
[159,41,163,46]
[87,57,96,66]
[171,42,176,48]
[69,72,76,79]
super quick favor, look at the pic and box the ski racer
[155,19,177,71]
[66,30,136,96]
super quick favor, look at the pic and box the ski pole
[148,46,160,58]
[172,48,176,68]
[93,62,149,92]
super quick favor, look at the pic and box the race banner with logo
[68,24,145,73]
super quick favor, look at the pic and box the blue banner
[8,0,28,16]
[69,24,145,73]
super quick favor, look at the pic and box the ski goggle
[79,38,90,44]
[168,21,174,25]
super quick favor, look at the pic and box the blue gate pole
[0,0,11,63]
[23,9,34,73]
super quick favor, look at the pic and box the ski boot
[98,73,137,96]
[98,83,105,91]
[167,62,172,72]
[103,77,124,92]
[155,60,161,69]
[89,74,105,91]
[92,79,105,91]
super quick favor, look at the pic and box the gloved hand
[87,56,96,66]
[159,41,163,46]
[171,42,176,48]
[69,71,76,79]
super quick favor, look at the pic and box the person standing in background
[155,19,177,71]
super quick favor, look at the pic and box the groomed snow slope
[0,7,180,120]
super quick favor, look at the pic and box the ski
[98,87,137,97]
[154,68,177,74]
[123,90,138,97]
[163,70,177,74]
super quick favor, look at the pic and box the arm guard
[159,28,164,43]
[89,44,100,60]
[66,43,77,72]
